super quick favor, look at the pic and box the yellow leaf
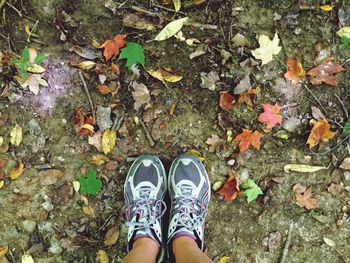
[186,149,205,161]
[147,68,183,83]
[70,61,96,70]
[21,254,34,263]
[72,180,80,192]
[89,154,110,165]
[0,136,3,146]
[163,73,182,82]
[27,64,45,74]
[173,0,181,12]
[83,205,95,217]
[0,246,8,257]
[96,250,109,263]
[0,180,4,189]
[104,225,119,246]
[147,69,165,82]
[337,27,350,38]
[284,164,327,173]
[80,124,95,132]
[25,25,31,35]
[102,129,116,155]
[218,256,229,263]
[251,33,282,65]
[155,17,189,41]
[10,124,22,146]
[320,5,333,11]
[10,162,24,180]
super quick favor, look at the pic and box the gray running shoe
[124,155,167,251]
[167,154,211,257]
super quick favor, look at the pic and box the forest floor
[0,0,350,262]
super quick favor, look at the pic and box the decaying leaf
[89,154,110,165]
[123,13,156,31]
[284,164,327,173]
[251,33,282,65]
[307,57,344,86]
[233,129,262,153]
[306,119,337,148]
[218,170,241,201]
[82,205,95,217]
[238,87,259,107]
[147,67,183,83]
[96,250,109,263]
[294,186,317,210]
[284,58,306,84]
[10,161,24,180]
[21,73,49,95]
[205,134,222,152]
[102,129,116,155]
[104,225,119,246]
[337,27,350,38]
[100,34,127,60]
[70,61,96,70]
[200,71,220,90]
[219,91,235,111]
[234,75,251,94]
[74,108,95,136]
[132,82,151,110]
[155,17,189,41]
[257,103,283,129]
[88,131,102,152]
[323,237,335,247]
[0,246,8,257]
[10,124,22,146]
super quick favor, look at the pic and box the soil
[0,0,350,262]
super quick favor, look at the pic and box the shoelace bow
[127,187,166,231]
[175,184,207,230]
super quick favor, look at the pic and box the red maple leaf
[74,107,95,136]
[218,170,241,201]
[258,103,283,129]
[219,91,235,111]
[233,129,262,153]
[100,34,127,60]
[307,57,344,86]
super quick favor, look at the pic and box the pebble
[22,220,36,233]
[212,181,223,191]
[340,157,350,170]
[227,159,235,166]
[344,171,350,181]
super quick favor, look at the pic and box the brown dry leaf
[193,0,206,4]
[104,225,119,246]
[132,82,151,110]
[102,129,116,155]
[10,161,24,180]
[205,134,222,152]
[97,82,119,96]
[82,205,95,217]
[306,119,336,149]
[70,61,96,70]
[39,169,64,186]
[238,87,259,107]
[284,58,306,84]
[310,106,325,121]
[89,154,110,165]
[88,131,102,152]
[123,13,156,31]
[147,67,183,83]
[295,187,317,210]
[307,57,344,86]
[96,250,109,263]
[219,91,235,111]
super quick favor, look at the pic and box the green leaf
[79,168,103,195]
[118,42,145,69]
[343,118,350,135]
[239,179,263,203]
[21,47,30,63]
[34,53,48,64]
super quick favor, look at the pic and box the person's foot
[167,154,211,256]
[124,155,167,251]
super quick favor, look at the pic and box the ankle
[173,236,198,252]
[134,237,159,253]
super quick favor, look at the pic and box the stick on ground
[280,223,294,263]
[78,71,96,120]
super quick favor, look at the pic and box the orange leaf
[295,187,317,210]
[98,84,112,95]
[10,161,24,180]
[218,170,241,201]
[219,91,235,111]
[100,34,127,61]
[257,103,282,129]
[306,119,336,149]
[233,129,262,153]
[284,58,306,84]
[238,87,259,107]
[74,108,95,136]
[307,57,344,86]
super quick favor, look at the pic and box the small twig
[78,71,96,120]
[131,5,158,17]
[335,93,349,119]
[6,2,22,17]
[112,111,125,131]
[0,0,6,10]
[184,21,218,30]
[312,134,350,155]
[280,223,293,263]
[302,83,328,114]
[140,119,155,147]
[151,3,187,15]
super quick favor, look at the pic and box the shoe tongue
[180,184,193,196]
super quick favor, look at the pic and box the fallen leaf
[123,13,156,31]
[320,4,333,11]
[0,246,8,257]
[147,67,183,83]
[100,34,127,60]
[240,179,263,203]
[96,105,113,132]
[218,170,241,201]
[96,250,109,263]
[70,61,96,70]
[205,134,222,152]
[251,33,282,65]
[70,45,102,60]
[10,124,22,146]
[155,17,189,41]
[21,72,48,95]
[257,103,283,129]
[72,181,80,192]
[238,87,259,107]
[118,42,145,69]
[233,129,262,153]
[284,164,327,173]
[102,129,116,155]
[200,71,220,90]
[21,254,34,263]
[74,108,95,136]
[307,57,344,86]
[284,58,306,84]
[186,149,205,161]
[173,0,181,11]
[0,180,4,189]
[217,256,229,263]
[10,161,24,180]
[343,117,350,135]
[295,187,317,210]
[306,119,337,148]
[132,82,151,110]
[219,91,235,111]
[82,205,95,217]
[311,106,325,121]
[88,131,102,152]
[89,154,110,165]
[104,225,119,246]
[337,26,350,38]
[234,75,251,94]
[323,237,335,247]
[79,168,103,195]
[169,100,177,116]
[39,169,64,185]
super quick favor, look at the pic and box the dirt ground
[0,0,350,262]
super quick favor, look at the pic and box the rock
[212,181,223,191]
[22,220,36,233]
[344,171,350,181]
[96,105,113,132]
[340,158,350,170]
[283,117,301,132]
[39,169,64,185]
[27,243,44,255]
[262,231,282,252]
[227,159,235,166]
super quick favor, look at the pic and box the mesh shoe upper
[124,155,167,251]
[167,154,211,251]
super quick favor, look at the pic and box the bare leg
[173,236,213,263]
[121,237,159,263]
